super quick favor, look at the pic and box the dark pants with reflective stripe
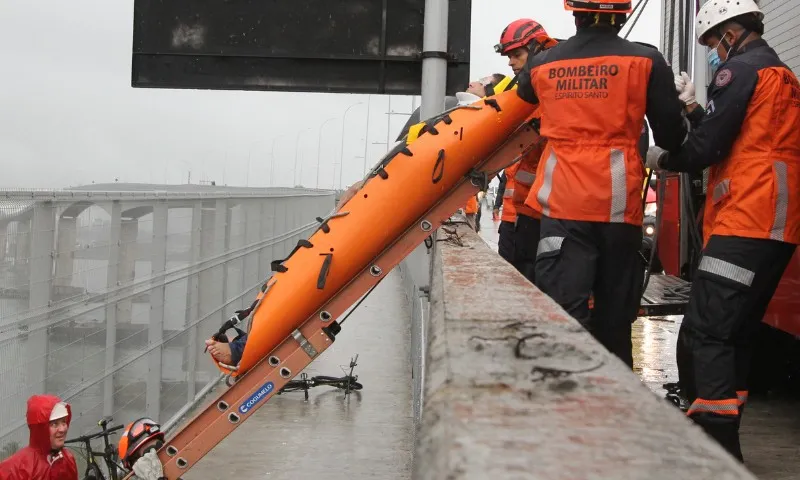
[514,214,540,284]
[535,217,643,367]
[677,235,796,461]
[498,220,516,265]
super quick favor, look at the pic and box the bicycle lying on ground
[65,417,127,480]
[276,354,363,401]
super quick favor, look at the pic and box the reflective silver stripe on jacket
[514,170,536,185]
[610,149,626,223]
[503,188,515,198]
[536,151,557,216]
[712,179,730,203]
[770,161,788,241]
[537,236,564,257]
[698,256,755,287]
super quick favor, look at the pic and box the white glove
[674,71,695,105]
[132,450,165,480]
[455,92,481,106]
[645,146,668,171]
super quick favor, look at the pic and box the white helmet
[695,0,763,43]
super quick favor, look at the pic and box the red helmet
[495,19,550,55]
[118,418,165,468]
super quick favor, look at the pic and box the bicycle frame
[65,418,126,480]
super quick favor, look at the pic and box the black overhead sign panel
[131,0,472,95]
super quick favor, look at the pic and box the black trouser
[498,220,516,265]
[475,207,482,232]
[514,214,540,284]
[535,217,644,368]
[676,235,796,461]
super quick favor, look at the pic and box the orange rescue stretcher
[139,90,543,479]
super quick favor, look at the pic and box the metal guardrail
[0,188,334,466]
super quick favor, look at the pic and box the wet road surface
[190,269,413,479]
[477,205,800,479]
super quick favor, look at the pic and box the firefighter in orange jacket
[647,0,800,460]
[493,18,557,282]
[516,0,687,367]
[463,194,479,232]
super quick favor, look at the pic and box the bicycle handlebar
[65,424,125,445]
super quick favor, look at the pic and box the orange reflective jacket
[464,196,478,214]
[658,40,800,246]
[501,162,519,223]
[517,27,686,226]
[515,136,545,220]
[702,53,800,245]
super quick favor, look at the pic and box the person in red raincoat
[0,394,78,480]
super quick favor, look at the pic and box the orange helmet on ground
[117,417,165,468]
[564,0,633,13]
[495,19,550,55]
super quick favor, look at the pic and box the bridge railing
[0,187,334,465]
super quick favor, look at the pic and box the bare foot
[205,339,233,364]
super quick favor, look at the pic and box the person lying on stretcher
[204,75,509,367]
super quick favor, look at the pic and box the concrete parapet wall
[414,225,756,480]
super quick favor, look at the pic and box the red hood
[26,394,72,454]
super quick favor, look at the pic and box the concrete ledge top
[414,225,756,480]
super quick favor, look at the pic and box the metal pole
[317,118,336,189]
[692,1,708,107]
[294,129,307,187]
[386,96,392,151]
[270,137,278,187]
[339,102,364,191]
[362,95,372,176]
[246,152,252,187]
[420,0,448,119]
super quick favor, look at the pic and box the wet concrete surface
[477,206,800,479]
[190,269,413,479]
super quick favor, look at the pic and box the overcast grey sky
[0,0,660,190]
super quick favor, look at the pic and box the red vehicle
[651,171,800,391]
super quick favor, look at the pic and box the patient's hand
[205,339,233,364]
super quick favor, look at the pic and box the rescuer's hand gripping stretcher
[125,89,545,479]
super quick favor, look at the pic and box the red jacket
[0,395,78,480]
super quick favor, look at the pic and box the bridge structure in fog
[0,183,336,458]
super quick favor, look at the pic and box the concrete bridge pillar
[185,201,202,399]
[198,200,227,352]
[258,199,275,280]
[27,201,55,396]
[243,200,262,301]
[117,217,139,325]
[147,202,168,419]
[54,216,77,288]
[15,219,31,266]
[103,201,122,417]
[0,222,7,261]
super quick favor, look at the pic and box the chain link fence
[0,188,334,469]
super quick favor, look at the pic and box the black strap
[484,98,501,112]
[271,239,314,272]
[432,149,445,184]
[317,253,333,289]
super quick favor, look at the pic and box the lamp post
[362,95,372,176]
[338,101,364,193]
[294,128,310,187]
[316,118,337,189]
[269,137,278,187]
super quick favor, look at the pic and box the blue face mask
[707,47,722,73]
